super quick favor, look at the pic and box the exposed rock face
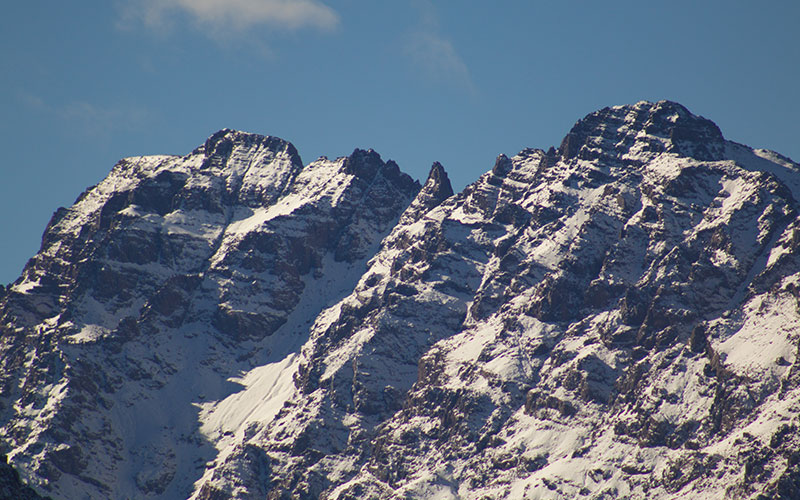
[0,454,47,500]
[2,101,800,499]
[0,131,419,499]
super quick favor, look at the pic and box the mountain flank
[2,101,799,499]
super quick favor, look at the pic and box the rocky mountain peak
[0,130,427,498]
[199,129,302,166]
[417,161,453,206]
[396,161,454,226]
[491,154,514,177]
[424,161,454,201]
[342,148,383,179]
[559,99,725,162]
[338,149,420,201]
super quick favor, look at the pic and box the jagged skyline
[3,101,799,498]
[2,2,799,285]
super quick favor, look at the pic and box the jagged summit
[2,103,800,500]
[417,161,454,206]
[559,99,725,162]
[491,153,514,177]
[0,132,425,499]
[397,161,454,226]
[342,148,420,193]
[424,161,453,201]
[198,129,301,161]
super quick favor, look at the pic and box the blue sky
[1,1,799,284]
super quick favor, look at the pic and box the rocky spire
[398,161,454,225]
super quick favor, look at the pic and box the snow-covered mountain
[2,101,799,499]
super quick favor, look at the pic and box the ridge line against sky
[1,1,799,284]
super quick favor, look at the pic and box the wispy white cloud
[403,2,475,94]
[405,31,475,93]
[119,0,339,34]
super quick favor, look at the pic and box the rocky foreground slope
[1,101,799,499]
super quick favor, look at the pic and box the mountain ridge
[2,100,800,499]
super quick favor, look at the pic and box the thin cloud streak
[119,0,339,34]
[405,31,475,94]
[403,2,476,95]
